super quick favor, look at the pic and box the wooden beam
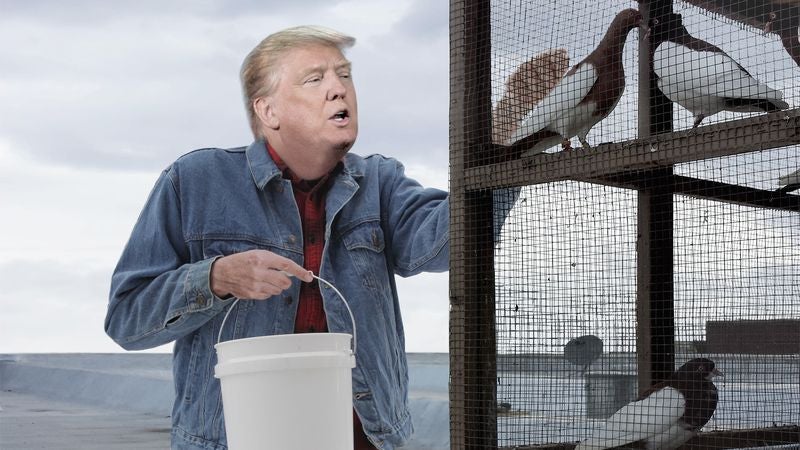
[449,0,497,448]
[637,0,676,389]
[587,172,800,213]
[499,425,800,449]
[463,109,800,192]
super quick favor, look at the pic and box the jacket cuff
[184,256,232,315]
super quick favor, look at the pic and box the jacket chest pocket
[341,222,387,291]
[201,236,286,259]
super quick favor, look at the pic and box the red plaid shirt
[266,144,374,450]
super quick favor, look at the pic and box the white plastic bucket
[214,274,357,450]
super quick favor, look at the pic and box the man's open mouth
[331,110,349,121]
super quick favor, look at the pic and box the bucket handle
[216,272,357,357]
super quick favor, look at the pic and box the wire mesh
[451,0,800,448]
[495,182,640,446]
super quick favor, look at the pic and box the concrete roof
[0,353,449,449]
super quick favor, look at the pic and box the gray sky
[2,0,797,355]
[0,0,450,353]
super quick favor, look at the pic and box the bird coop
[449,0,800,449]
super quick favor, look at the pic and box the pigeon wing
[509,62,597,144]
[707,67,787,105]
[576,387,686,450]
[655,41,787,105]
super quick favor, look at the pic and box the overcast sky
[3,0,797,355]
[0,0,451,353]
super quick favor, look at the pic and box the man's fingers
[234,278,289,300]
[210,249,314,300]
[266,254,314,283]
[276,268,315,283]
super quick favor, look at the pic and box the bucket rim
[214,332,354,351]
[215,351,356,378]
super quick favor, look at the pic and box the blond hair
[240,25,356,138]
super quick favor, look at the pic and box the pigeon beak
[710,368,724,379]
[763,12,776,35]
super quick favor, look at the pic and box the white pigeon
[577,358,721,450]
[653,13,790,128]
[577,387,688,450]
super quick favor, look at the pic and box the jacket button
[196,294,206,307]
[284,296,293,305]
[287,235,297,244]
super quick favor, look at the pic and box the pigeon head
[614,8,644,27]
[595,9,645,58]
[610,8,644,36]
[649,13,689,43]
[674,358,723,381]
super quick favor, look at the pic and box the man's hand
[210,250,314,299]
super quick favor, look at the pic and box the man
[105,25,449,450]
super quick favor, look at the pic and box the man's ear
[254,97,279,130]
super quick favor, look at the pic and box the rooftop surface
[3,353,798,449]
[0,353,449,450]
[2,389,170,449]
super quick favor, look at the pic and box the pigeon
[576,358,722,450]
[508,9,644,155]
[564,335,603,375]
[776,167,800,194]
[652,13,790,129]
[493,48,570,145]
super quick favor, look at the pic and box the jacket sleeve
[381,158,450,276]
[105,168,232,350]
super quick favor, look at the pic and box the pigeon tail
[722,97,789,112]
[776,168,800,194]
[507,129,564,157]
[492,48,570,144]
[775,184,800,194]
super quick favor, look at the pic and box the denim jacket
[105,140,449,450]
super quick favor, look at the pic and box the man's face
[264,44,358,179]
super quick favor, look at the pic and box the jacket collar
[246,139,364,190]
